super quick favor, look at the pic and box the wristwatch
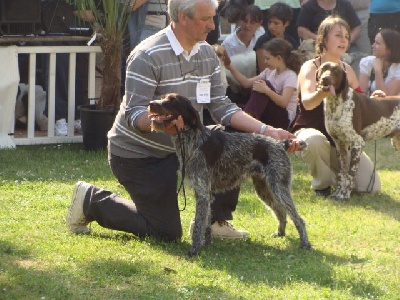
[259,124,268,135]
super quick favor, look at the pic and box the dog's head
[316,62,348,97]
[148,93,203,134]
[294,39,316,64]
[212,44,231,67]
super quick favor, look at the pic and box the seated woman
[222,5,265,107]
[221,4,265,57]
[225,38,300,129]
[291,15,381,197]
[359,28,400,96]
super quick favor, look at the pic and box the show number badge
[196,78,211,103]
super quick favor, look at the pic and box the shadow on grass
[149,237,383,299]
[0,240,232,299]
[328,191,400,222]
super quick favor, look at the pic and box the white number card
[196,78,211,103]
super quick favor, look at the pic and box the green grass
[0,139,399,299]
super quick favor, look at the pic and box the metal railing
[13,44,102,145]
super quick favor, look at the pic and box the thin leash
[366,140,377,193]
[175,125,187,211]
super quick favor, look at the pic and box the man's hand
[264,127,303,152]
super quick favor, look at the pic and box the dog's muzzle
[148,102,178,132]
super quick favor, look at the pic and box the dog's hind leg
[252,175,287,237]
[253,175,311,249]
[272,186,311,249]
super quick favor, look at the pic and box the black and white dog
[317,61,400,200]
[148,93,311,256]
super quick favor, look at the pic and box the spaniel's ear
[315,65,323,84]
[338,68,349,98]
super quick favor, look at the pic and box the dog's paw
[283,139,307,151]
[299,241,312,250]
[271,231,285,238]
[298,140,308,151]
[330,189,350,200]
[188,247,200,257]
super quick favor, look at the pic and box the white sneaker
[188,220,249,239]
[66,181,92,234]
[74,119,82,133]
[55,118,68,136]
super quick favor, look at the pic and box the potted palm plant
[75,0,131,150]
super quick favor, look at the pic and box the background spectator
[359,28,400,96]
[226,38,300,129]
[222,4,265,106]
[348,0,371,54]
[368,0,400,45]
[221,5,264,57]
[254,2,300,73]
[296,0,362,53]
[122,0,168,96]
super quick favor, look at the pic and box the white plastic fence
[13,45,102,145]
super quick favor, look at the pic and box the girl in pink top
[225,38,301,129]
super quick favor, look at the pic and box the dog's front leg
[189,189,211,257]
[347,142,363,193]
[331,142,351,200]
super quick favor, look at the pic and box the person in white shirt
[359,28,400,96]
[221,5,265,57]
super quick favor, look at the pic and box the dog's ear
[338,67,349,99]
[174,94,204,132]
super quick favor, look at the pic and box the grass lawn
[0,138,399,299]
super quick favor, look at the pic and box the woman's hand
[372,57,384,74]
[371,89,386,99]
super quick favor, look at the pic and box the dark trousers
[244,81,290,130]
[83,152,240,241]
[41,49,87,120]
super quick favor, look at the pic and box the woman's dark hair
[239,4,263,23]
[379,28,400,63]
[262,38,301,74]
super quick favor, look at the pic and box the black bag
[41,0,92,35]
[41,0,76,34]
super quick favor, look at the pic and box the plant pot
[78,104,117,151]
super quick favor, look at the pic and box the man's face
[267,17,288,38]
[181,2,216,43]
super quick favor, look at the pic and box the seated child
[225,38,300,129]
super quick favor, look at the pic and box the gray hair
[168,0,218,22]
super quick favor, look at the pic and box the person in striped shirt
[66,0,302,243]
